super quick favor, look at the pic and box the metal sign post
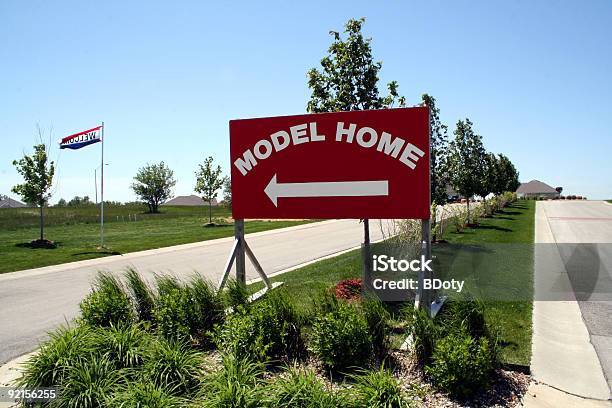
[217,219,275,293]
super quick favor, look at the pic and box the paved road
[0,219,387,364]
[533,200,612,399]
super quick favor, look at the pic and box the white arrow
[264,174,389,207]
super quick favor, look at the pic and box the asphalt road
[539,200,612,395]
[0,219,389,364]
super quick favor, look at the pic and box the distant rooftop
[516,180,558,194]
[163,195,218,206]
[0,196,27,208]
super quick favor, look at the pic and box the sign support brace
[217,219,277,294]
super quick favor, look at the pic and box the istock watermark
[367,254,466,301]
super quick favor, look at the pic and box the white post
[100,122,105,247]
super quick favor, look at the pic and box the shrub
[310,301,372,371]
[153,284,193,341]
[108,382,185,408]
[143,338,203,395]
[57,355,124,408]
[361,297,390,353]
[189,274,225,341]
[215,309,269,362]
[215,291,302,362]
[225,278,250,310]
[18,325,96,388]
[94,323,150,369]
[438,297,489,339]
[199,353,264,408]
[404,306,438,365]
[266,365,339,408]
[335,278,363,301]
[349,365,405,408]
[125,268,155,322]
[80,273,134,327]
[426,331,494,397]
[452,210,467,233]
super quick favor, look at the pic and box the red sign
[230,107,430,219]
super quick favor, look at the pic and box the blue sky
[1,0,611,202]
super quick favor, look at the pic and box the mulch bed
[202,349,531,407]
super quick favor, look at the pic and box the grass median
[0,205,311,274]
[250,200,535,366]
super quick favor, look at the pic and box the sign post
[222,107,432,305]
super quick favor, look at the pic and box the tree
[12,143,55,242]
[447,119,487,223]
[56,198,67,207]
[494,154,520,194]
[195,156,225,224]
[67,195,93,207]
[131,162,176,213]
[479,152,498,198]
[222,177,232,208]
[420,94,450,206]
[307,18,405,113]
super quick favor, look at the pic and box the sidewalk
[531,202,610,400]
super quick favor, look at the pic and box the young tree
[222,177,232,208]
[131,162,176,213]
[493,154,520,194]
[12,143,55,242]
[195,156,225,224]
[479,152,498,198]
[421,94,449,206]
[447,119,487,223]
[307,18,405,113]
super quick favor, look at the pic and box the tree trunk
[466,199,470,224]
[39,204,44,241]
[208,202,212,224]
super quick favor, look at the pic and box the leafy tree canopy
[195,156,226,223]
[131,162,176,213]
[307,18,405,113]
[12,144,55,207]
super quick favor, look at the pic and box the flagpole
[100,122,104,247]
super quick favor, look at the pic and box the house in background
[0,195,26,208]
[162,194,218,206]
[516,180,560,199]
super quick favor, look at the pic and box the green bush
[215,308,269,362]
[266,366,340,408]
[188,274,225,341]
[125,268,155,322]
[153,284,194,341]
[199,353,264,408]
[361,297,390,354]
[57,355,125,408]
[143,338,203,395]
[94,323,150,369]
[438,297,489,339]
[80,273,134,327]
[18,325,96,388]
[215,291,302,362]
[404,306,438,365]
[225,278,250,310]
[349,366,406,408]
[426,330,494,397]
[108,382,185,408]
[310,301,372,371]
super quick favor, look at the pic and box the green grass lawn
[0,205,310,274]
[249,200,536,366]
